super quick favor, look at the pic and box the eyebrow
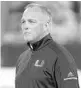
[28,19,37,22]
[21,18,37,23]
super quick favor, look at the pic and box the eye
[21,19,25,24]
[28,19,37,23]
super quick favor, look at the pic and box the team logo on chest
[34,60,45,67]
[64,72,77,81]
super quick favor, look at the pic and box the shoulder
[48,40,77,70]
[48,40,75,62]
[20,48,30,58]
[48,41,78,77]
[16,48,31,66]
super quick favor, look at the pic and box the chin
[24,36,34,42]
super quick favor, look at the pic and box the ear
[44,19,51,29]
[44,20,49,28]
[43,22,48,31]
[45,22,49,27]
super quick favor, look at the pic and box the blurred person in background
[15,3,79,88]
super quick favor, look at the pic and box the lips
[23,32,30,35]
[24,32,28,34]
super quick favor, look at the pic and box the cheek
[21,25,25,32]
[34,27,41,36]
[35,24,44,34]
[31,24,44,38]
[21,25,23,30]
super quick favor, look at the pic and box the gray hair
[24,3,52,23]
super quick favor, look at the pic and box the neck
[30,32,49,44]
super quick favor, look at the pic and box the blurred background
[1,1,81,88]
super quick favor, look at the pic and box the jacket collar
[27,34,52,51]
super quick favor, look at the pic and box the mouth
[23,32,30,35]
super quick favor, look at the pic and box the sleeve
[54,51,79,88]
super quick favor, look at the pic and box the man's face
[21,7,47,42]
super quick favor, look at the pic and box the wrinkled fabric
[15,34,79,88]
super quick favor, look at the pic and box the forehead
[22,7,48,22]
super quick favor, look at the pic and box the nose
[22,23,29,31]
[22,27,29,34]
[24,27,28,30]
[22,26,29,32]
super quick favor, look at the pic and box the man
[15,3,79,88]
